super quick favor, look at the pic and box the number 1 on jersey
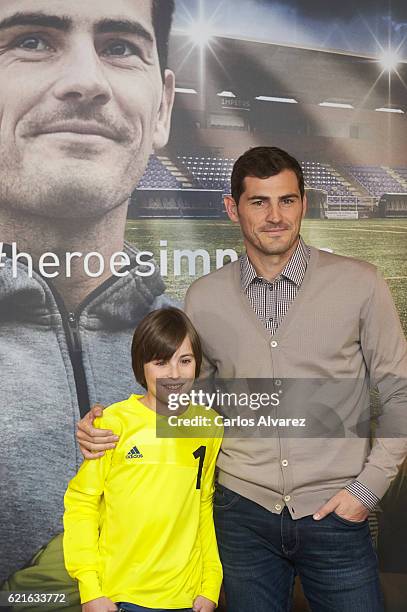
[193,445,206,489]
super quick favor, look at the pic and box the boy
[63,308,223,612]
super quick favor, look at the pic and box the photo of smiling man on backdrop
[0,0,175,597]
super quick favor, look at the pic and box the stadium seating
[344,166,405,197]
[177,156,355,196]
[301,161,353,197]
[137,155,407,200]
[395,167,407,184]
[176,155,234,190]
[137,155,182,189]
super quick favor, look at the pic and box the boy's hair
[231,146,305,204]
[131,307,202,388]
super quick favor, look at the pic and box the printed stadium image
[126,29,407,612]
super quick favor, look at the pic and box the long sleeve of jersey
[63,414,120,604]
[198,427,224,605]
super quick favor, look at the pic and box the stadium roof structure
[169,32,407,112]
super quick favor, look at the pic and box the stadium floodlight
[217,91,236,98]
[188,20,213,47]
[375,107,404,114]
[379,49,400,72]
[255,96,298,104]
[175,87,198,95]
[319,102,354,109]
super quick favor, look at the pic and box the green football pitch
[125,218,407,336]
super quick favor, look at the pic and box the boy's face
[143,336,196,409]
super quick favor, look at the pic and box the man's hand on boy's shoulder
[82,596,118,611]
[193,595,216,612]
[76,403,119,459]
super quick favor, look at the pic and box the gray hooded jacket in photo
[0,243,173,582]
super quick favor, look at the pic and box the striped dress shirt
[240,236,379,511]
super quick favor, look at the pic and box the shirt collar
[240,236,310,291]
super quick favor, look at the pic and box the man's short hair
[231,146,305,203]
[153,0,175,78]
[131,307,202,388]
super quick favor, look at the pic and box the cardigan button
[271,340,278,348]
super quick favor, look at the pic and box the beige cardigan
[185,247,407,518]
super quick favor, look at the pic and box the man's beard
[0,152,143,220]
[256,239,296,256]
[0,100,148,219]
[248,226,298,257]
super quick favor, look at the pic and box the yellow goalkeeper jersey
[63,394,223,609]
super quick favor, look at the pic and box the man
[81,147,407,611]
[0,0,175,597]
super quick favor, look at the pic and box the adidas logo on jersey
[126,445,143,459]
